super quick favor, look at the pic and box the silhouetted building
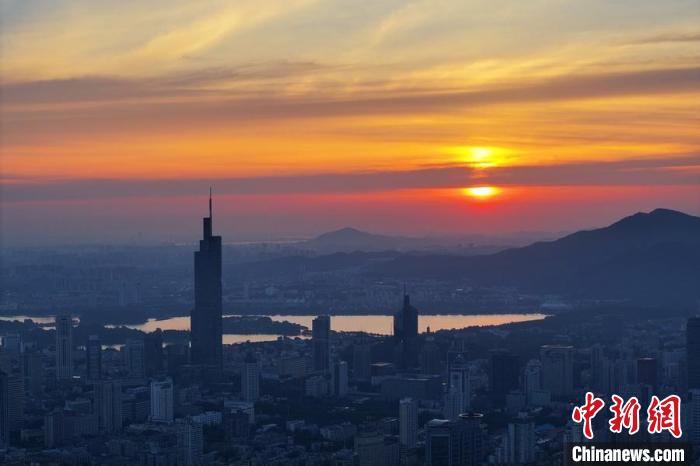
[425,413,486,466]
[94,380,122,434]
[241,353,260,402]
[332,360,349,397]
[124,339,145,378]
[43,408,64,448]
[421,332,441,375]
[353,342,372,380]
[312,315,331,372]
[144,329,164,376]
[150,378,174,423]
[688,317,700,390]
[394,293,419,369]
[23,351,42,395]
[540,345,574,398]
[489,349,519,401]
[86,335,102,381]
[55,314,73,380]
[191,190,223,370]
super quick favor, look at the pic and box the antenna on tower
[209,186,213,218]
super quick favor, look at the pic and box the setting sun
[463,186,501,199]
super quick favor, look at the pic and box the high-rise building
[55,314,73,380]
[353,342,372,381]
[0,370,24,447]
[312,315,331,373]
[504,414,536,464]
[522,359,542,393]
[94,380,122,433]
[23,351,43,395]
[191,190,223,370]
[540,345,574,398]
[421,333,441,375]
[150,378,174,423]
[332,360,349,397]
[425,413,486,466]
[687,317,700,390]
[393,293,419,369]
[144,329,164,376]
[241,353,260,402]
[444,354,471,421]
[399,397,418,449]
[43,408,64,448]
[489,349,519,401]
[177,417,204,466]
[124,339,145,378]
[86,335,102,381]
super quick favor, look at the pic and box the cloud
[627,32,700,45]
[2,155,697,203]
[2,66,699,145]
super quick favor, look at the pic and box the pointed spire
[209,186,213,219]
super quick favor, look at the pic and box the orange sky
[1,0,699,244]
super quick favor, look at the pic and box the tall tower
[86,335,102,381]
[444,354,471,421]
[393,291,419,369]
[191,189,223,369]
[312,315,331,373]
[55,314,73,380]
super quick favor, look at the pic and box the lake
[1,313,547,345]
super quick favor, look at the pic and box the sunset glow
[0,0,699,244]
[463,186,501,200]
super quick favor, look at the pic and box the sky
[1,0,699,245]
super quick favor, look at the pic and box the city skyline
[1,0,699,245]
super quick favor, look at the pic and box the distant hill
[302,227,534,254]
[370,209,700,303]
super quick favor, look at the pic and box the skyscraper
[191,190,223,369]
[444,354,471,421]
[540,345,574,398]
[150,378,174,423]
[124,339,145,378]
[393,292,419,369]
[0,370,24,447]
[144,329,164,376]
[86,335,102,381]
[489,349,519,401]
[399,397,418,449]
[94,380,122,433]
[55,314,73,380]
[241,353,260,402]
[687,317,700,390]
[312,315,331,373]
[332,360,348,397]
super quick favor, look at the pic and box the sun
[463,186,500,199]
